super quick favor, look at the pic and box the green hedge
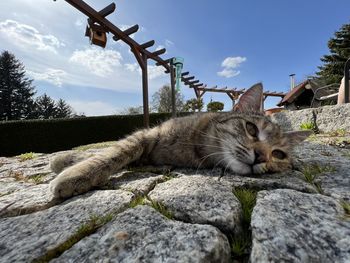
[0,113,178,157]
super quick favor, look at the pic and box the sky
[0,0,349,115]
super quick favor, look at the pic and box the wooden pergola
[180,72,286,109]
[62,0,179,127]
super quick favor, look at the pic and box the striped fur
[49,83,311,198]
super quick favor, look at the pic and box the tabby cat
[49,83,311,198]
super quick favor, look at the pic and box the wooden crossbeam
[113,24,139,41]
[140,40,155,49]
[87,3,115,24]
[152,48,166,56]
[182,76,195,81]
[65,0,170,70]
[181,72,189,76]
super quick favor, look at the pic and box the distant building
[277,79,339,110]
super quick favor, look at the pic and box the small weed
[231,188,257,261]
[129,195,147,208]
[149,199,174,219]
[233,188,257,223]
[329,129,347,137]
[9,170,26,181]
[341,201,350,217]
[301,164,335,194]
[30,174,48,184]
[18,152,36,161]
[33,213,113,263]
[300,122,315,131]
[161,171,177,182]
[230,232,251,257]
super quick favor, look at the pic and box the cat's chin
[228,161,253,175]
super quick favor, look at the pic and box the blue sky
[0,0,349,115]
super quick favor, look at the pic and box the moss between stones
[301,164,336,194]
[18,152,36,161]
[33,213,113,263]
[231,188,258,261]
[341,200,350,218]
[72,141,117,151]
[129,194,173,220]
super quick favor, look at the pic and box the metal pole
[170,59,176,118]
[142,53,149,127]
[345,58,350,103]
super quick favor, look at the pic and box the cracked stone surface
[53,205,231,263]
[0,184,55,218]
[0,190,134,262]
[108,171,164,195]
[149,175,242,234]
[251,189,350,263]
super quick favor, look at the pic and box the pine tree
[316,23,350,84]
[34,94,57,119]
[0,51,36,120]
[54,98,73,118]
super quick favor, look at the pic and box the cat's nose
[254,149,267,164]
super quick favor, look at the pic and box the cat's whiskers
[195,151,230,175]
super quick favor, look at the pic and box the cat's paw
[49,168,93,199]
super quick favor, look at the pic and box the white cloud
[69,48,123,77]
[67,100,119,116]
[27,68,67,87]
[221,56,246,68]
[125,63,165,80]
[217,68,240,78]
[217,56,246,78]
[0,19,63,53]
[148,65,165,80]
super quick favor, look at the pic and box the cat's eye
[246,122,258,137]
[272,150,287,160]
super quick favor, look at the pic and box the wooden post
[141,53,149,127]
[169,59,176,118]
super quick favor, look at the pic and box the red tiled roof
[277,81,308,106]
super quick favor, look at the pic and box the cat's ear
[283,130,313,145]
[233,83,263,113]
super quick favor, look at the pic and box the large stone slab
[0,190,133,262]
[250,189,350,263]
[0,184,56,218]
[272,103,350,133]
[293,142,350,201]
[53,205,231,263]
[148,175,242,234]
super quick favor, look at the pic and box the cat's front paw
[49,168,93,199]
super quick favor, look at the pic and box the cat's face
[217,114,310,175]
[215,82,311,175]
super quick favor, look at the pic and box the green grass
[129,195,147,208]
[18,152,36,161]
[33,213,113,263]
[149,199,174,219]
[231,188,258,260]
[301,164,336,194]
[329,128,347,137]
[342,151,350,159]
[129,194,173,219]
[29,173,49,184]
[341,200,350,217]
[300,122,315,131]
[233,188,257,223]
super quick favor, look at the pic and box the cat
[49,83,311,199]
